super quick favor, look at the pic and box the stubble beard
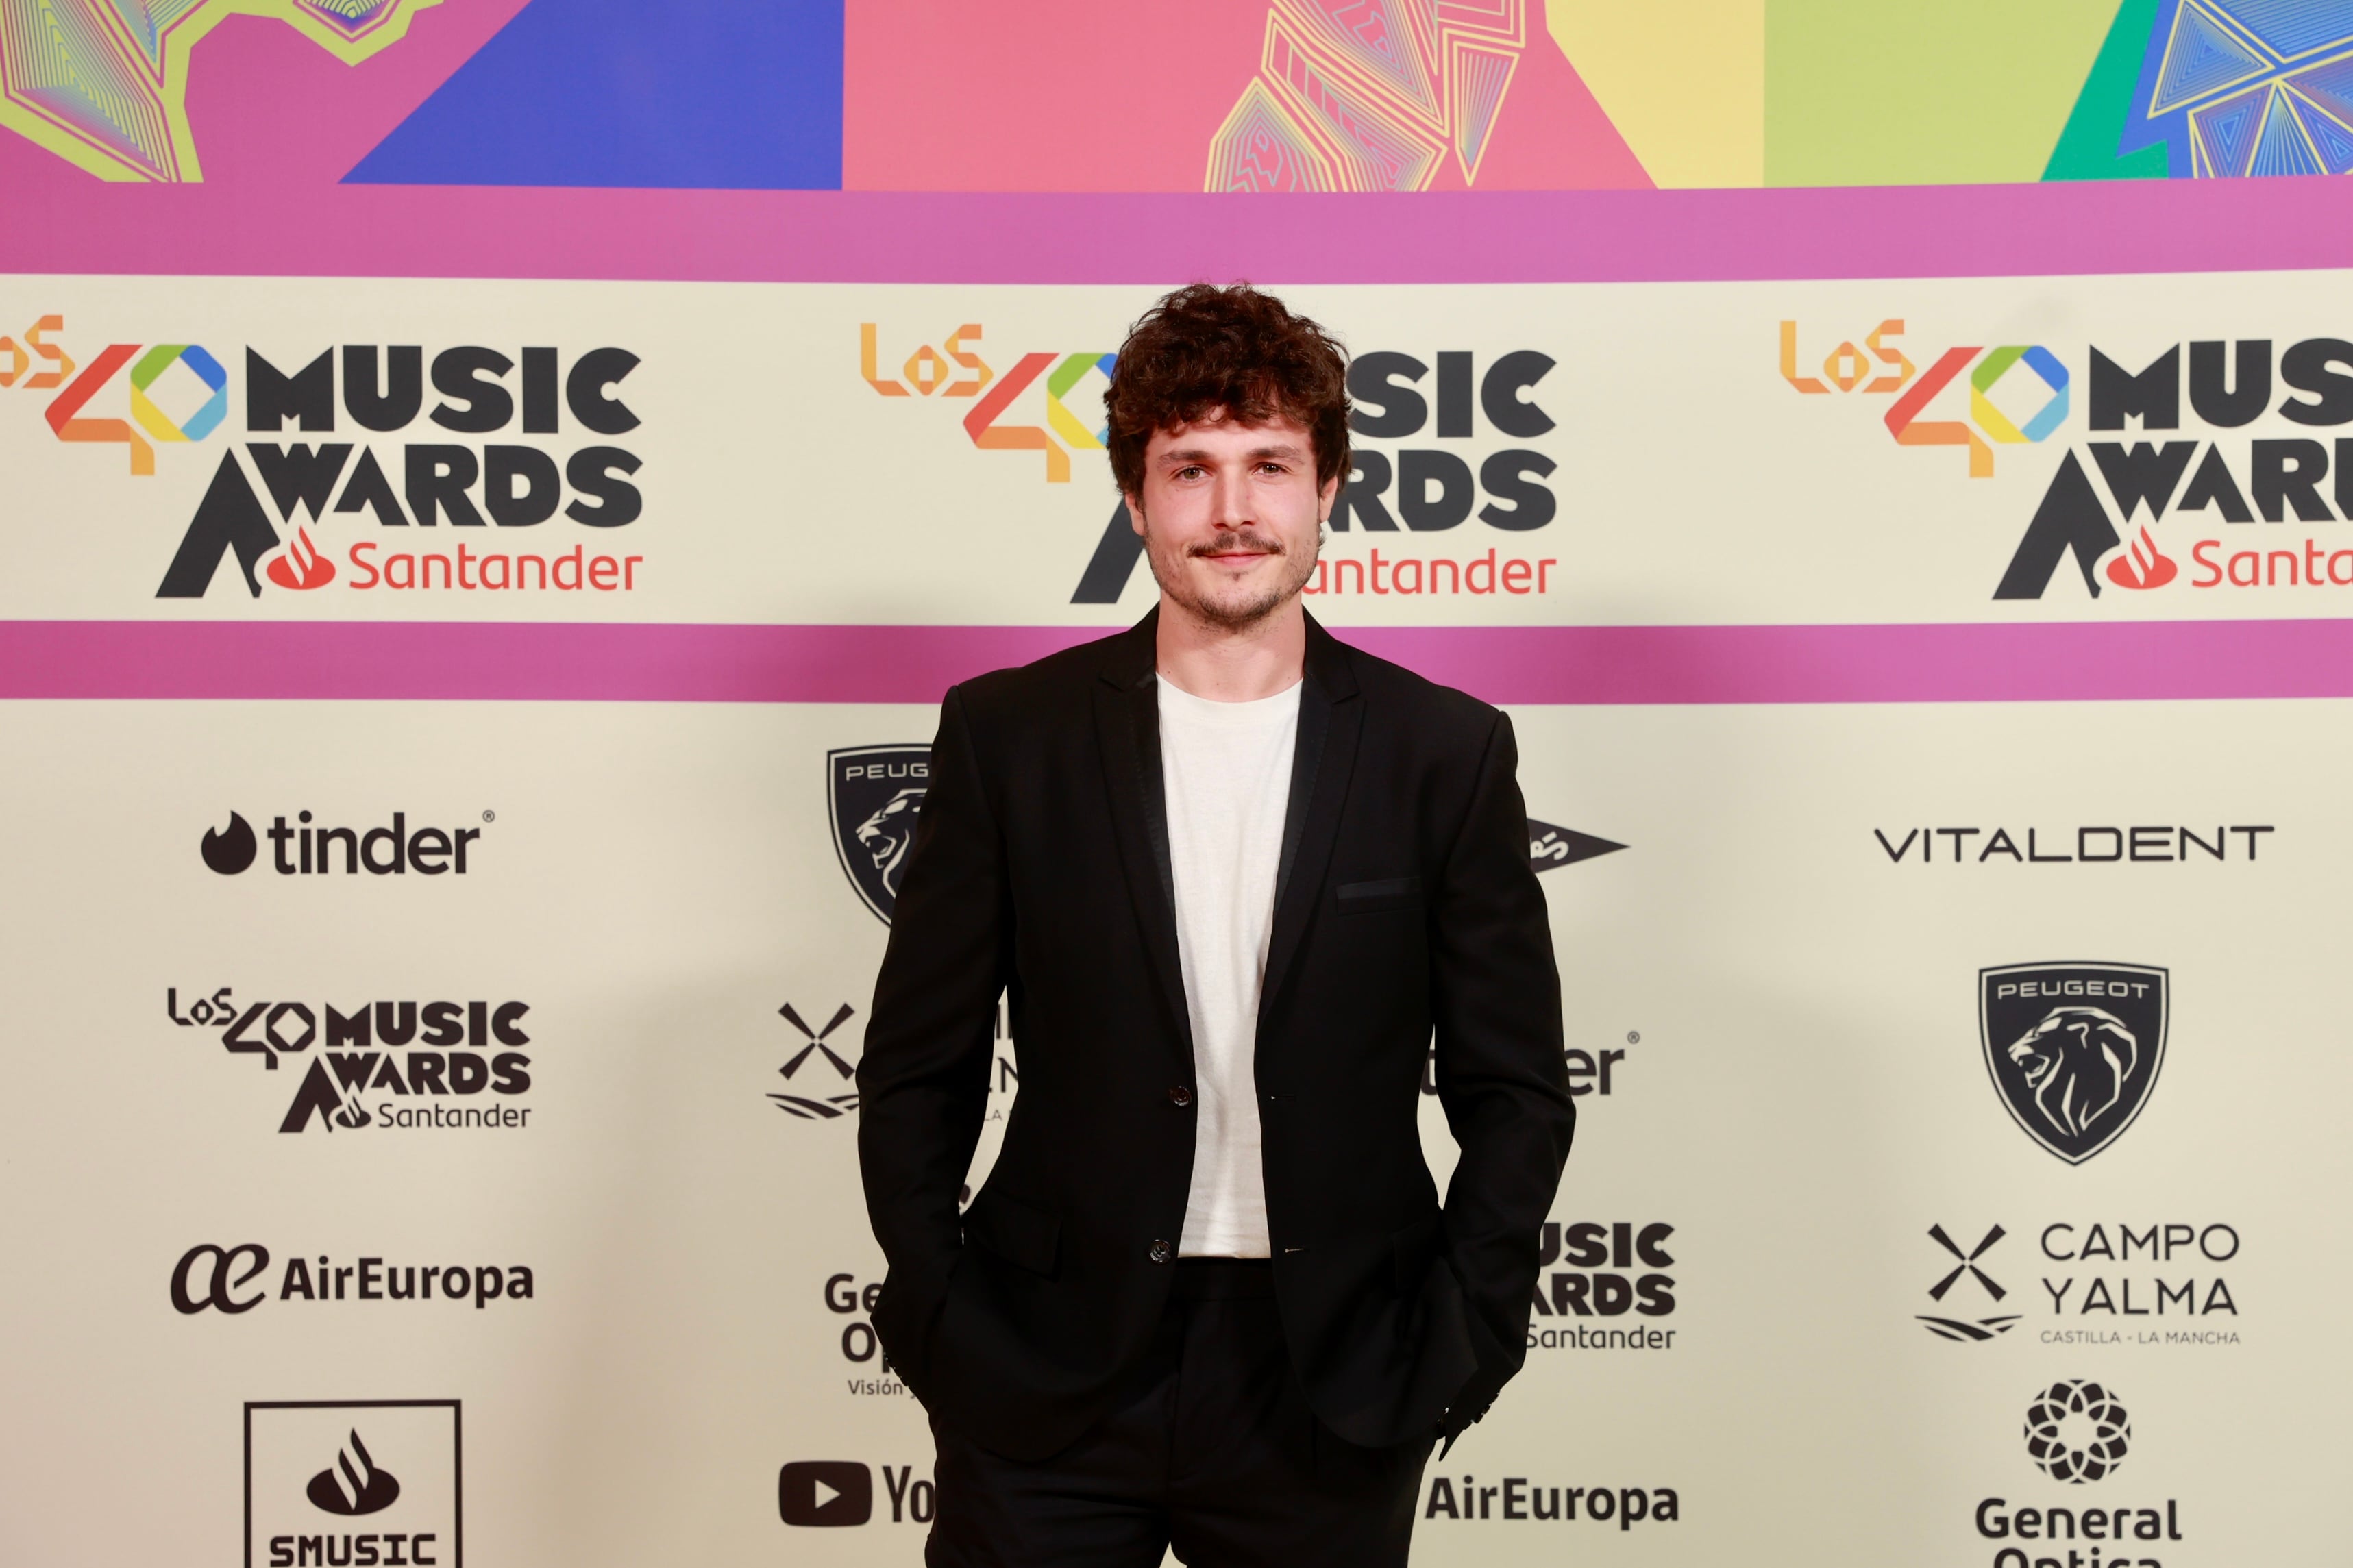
[1139,513,1320,632]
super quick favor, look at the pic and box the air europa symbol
[173,1242,271,1314]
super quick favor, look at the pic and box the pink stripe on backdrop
[3,619,2352,706]
[10,178,2353,286]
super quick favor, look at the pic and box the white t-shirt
[1157,671,1301,1259]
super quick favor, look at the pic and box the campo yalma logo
[1980,964,2167,1164]
[2024,1380,2131,1484]
[773,1002,860,1119]
[1917,1223,2019,1342]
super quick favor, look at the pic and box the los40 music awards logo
[169,986,538,1134]
[1784,317,2353,601]
[857,321,1566,605]
[0,312,646,602]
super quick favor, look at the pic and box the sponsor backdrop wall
[5,4,2352,1565]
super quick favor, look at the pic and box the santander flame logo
[2105,525,2177,590]
[264,525,334,590]
[306,1428,401,1515]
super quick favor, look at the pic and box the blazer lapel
[1259,612,1362,1025]
[1092,610,1194,1054]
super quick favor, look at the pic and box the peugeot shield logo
[204,812,260,873]
[828,745,929,923]
[1980,963,2167,1165]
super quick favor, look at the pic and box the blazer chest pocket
[1335,875,1422,915]
[963,1188,1061,1278]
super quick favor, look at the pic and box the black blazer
[857,609,1573,1461]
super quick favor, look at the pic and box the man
[859,284,1573,1565]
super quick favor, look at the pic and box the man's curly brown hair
[1105,283,1351,501]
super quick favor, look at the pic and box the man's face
[1126,412,1337,630]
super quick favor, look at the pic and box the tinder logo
[265,525,335,590]
[2106,525,2177,590]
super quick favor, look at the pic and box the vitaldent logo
[1783,319,2353,600]
[856,322,1562,604]
[1,315,645,601]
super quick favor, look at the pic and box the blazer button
[1168,1085,1193,1107]
[1148,1240,1173,1264]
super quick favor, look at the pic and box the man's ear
[1318,469,1341,516]
[1125,495,1146,535]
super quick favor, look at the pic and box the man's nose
[1209,469,1253,532]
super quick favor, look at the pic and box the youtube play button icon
[780,1460,873,1526]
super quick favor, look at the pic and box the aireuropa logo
[245,1400,459,1567]
[1,316,645,602]
[172,1244,534,1313]
[857,323,1562,604]
[200,811,486,876]
[1784,320,2353,601]
[1422,1473,1679,1529]
[1980,964,2168,1165]
[169,988,535,1134]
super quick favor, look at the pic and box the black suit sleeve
[857,684,1009,1391]
[1429,710,1575,1439]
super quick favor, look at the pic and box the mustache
[1186,529,1286,558]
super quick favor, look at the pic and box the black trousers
[926,1259,1434,1567]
